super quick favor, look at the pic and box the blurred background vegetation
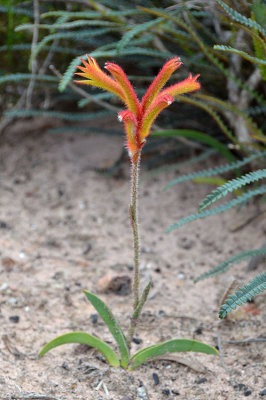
[0,0,265,165]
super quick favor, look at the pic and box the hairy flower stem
[127,152,142,348]
[131,153,140,310]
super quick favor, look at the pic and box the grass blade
[39,332,120,367]
[83,290,129,368]
[130,339,218,369]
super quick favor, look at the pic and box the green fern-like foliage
[205,167,266,199]
[165,151,266,190]
[213,45,266,66]
[195,248,266,283]
[167,185,266,232]
[198,169,266,212]
[215,0,266,36]
[219,273,266,319]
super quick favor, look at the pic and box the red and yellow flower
[75,56,200,161]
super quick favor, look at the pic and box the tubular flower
[75,56,200,161]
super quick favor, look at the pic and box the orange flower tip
[104,63,122,75]
[162,94,174,105]
[118,110,137,125]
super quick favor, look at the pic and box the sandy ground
[0,117,265,400]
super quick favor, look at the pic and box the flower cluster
[75,56,200,161]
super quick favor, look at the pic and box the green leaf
[151,129,235,162]
[39,332,120,367]
[215,0,266,36]
[164,150,266,190]
[167,185,266,232]
[83,290,129,368]
[195,248,266,282]
[130,339,218,370]
[193,177,227,186]
[213,45,266,65]
[198,169,266,212]
[219,273,266,319]
[0,73,58,85]
[116,17,163,54]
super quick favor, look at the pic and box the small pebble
[244,390,252,396]
[120,397,132,400]
[234,383,246,391]
[90,314,98,324]
[152,372,159,385]
[0,221,8,229]
[259,389,266,396]
[132,337,142,344]
[61,362,69,370]
[180,237,194,250]
[137,386,148,399]
[172,389,180,395]
[83,243,92,255]
[162,389,170,396]
[9,315,19,323]
[97,273,131,295]
[195,378,207,384]
[194,327,203,335]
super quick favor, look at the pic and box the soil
[0,117,265,400]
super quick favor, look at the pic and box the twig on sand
[217,332,229,374]
[16,394,62,400]
[228,337,266,345]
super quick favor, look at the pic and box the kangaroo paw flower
[75,57,200,160]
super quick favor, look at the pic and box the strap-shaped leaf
[83,290,129,368]
[152,129,235,162]
[130,339,218,369]
[39,332,120,367]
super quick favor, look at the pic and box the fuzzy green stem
[131,153,140,311]
[126,151,141,348]
[127,280,152,347]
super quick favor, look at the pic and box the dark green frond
[0,5,33,17]
[29,28,112,67]
[199,169,266,212]
[219,273,266,319]
[165,151,266,190]
[16,20,119,32]
[116,18,163,54]
[213,45,266,65]
[195,249,266,283]
[4,109,112,121]
[0,73,57,85]
[167,185,266,232]
[216,0,266,36]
